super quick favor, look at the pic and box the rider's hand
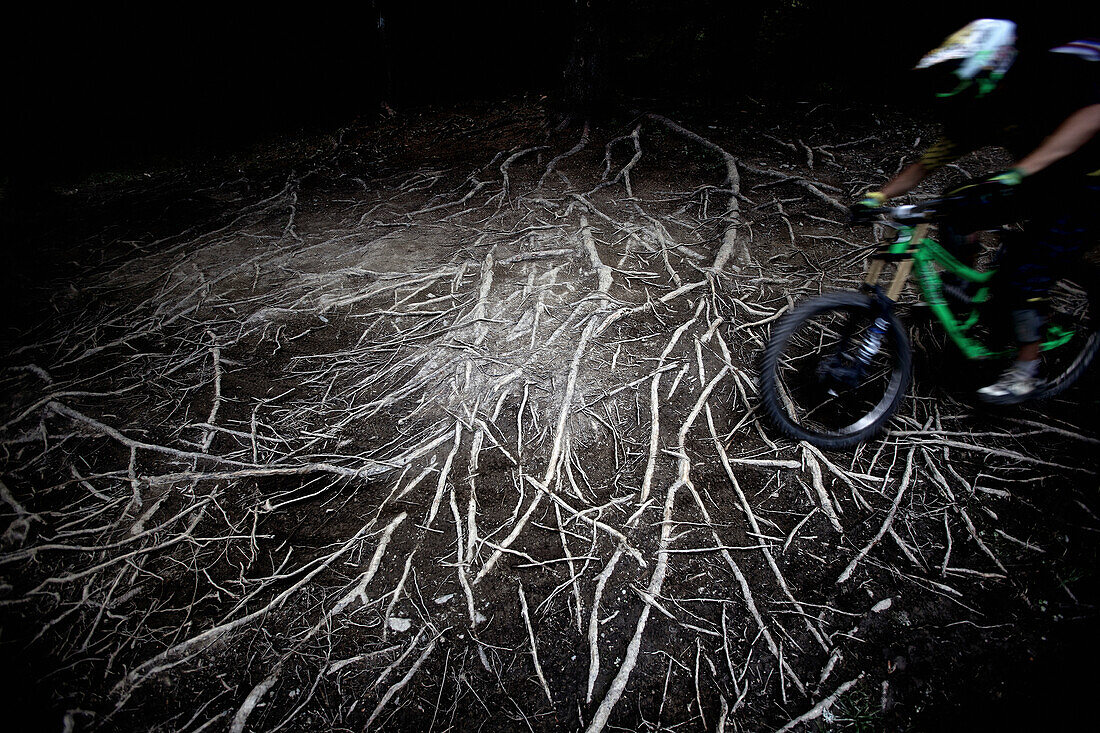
[985,167,1026,189]
[849,191,886,224]
[967,168,1027,202]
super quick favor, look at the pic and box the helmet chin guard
[915,19,1017,98]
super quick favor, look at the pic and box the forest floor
[2,97,1099,733]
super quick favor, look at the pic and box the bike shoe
[976,363,1042,405]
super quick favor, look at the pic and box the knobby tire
[759,292,911,449]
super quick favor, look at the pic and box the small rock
[871,598,893,613]
[388,617,412,633]
[434,593,455,605]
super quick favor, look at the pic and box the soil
[1,96,1099,733]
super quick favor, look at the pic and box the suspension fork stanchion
[864,258,885,287]
[851,224,926,371]
[864,224,927,291]
[886,260,914,301]
[884,224,926,302]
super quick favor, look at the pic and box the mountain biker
[850,19,1100,405]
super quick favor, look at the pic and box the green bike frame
[867,224,1074,359]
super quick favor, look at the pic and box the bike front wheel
[759,292,912,449]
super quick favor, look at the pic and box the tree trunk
[561,0,609,119]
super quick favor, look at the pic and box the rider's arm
[878,161,930,199]
[1014,103,1100,175]
[875,136,963,200]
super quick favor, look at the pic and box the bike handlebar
[881,205,921,223]
[875,201,942,225]
[869,188,999,226]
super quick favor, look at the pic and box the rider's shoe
[976,361,1042,405]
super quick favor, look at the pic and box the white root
[586,547,624,703]
[364,632,441,730]
[710,409,829,652]
[518,580,554,703]
[643,113,748,271]
[426,421,463,527]
[580,216,613,298]
[554,501,585,632]
[837,449,916,584]
[802,446,844,534]
[113,515,393,700]
[586,366,730,733]
[228,672,280,733]
[449,489,480,627]
[773,675,864,733]
[641,301,703,503]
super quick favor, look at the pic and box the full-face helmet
[915,19,1017,98]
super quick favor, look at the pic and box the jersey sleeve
[1049,41,1100,109]
[919,136,966,172]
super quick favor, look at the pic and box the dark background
[3,2,1097,185]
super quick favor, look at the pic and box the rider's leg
[977,184,1099,404]
[976,307,1045,403]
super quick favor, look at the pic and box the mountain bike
[758,198,1100,449]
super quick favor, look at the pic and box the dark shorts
[999,180,1100,304]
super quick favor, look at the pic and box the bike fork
[820,298,895,395]
[863,223,927,300]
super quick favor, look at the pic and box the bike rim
[772,305,906,438]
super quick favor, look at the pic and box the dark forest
[6,3,1092,178]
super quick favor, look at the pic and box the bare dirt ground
[2,98,1099,732]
